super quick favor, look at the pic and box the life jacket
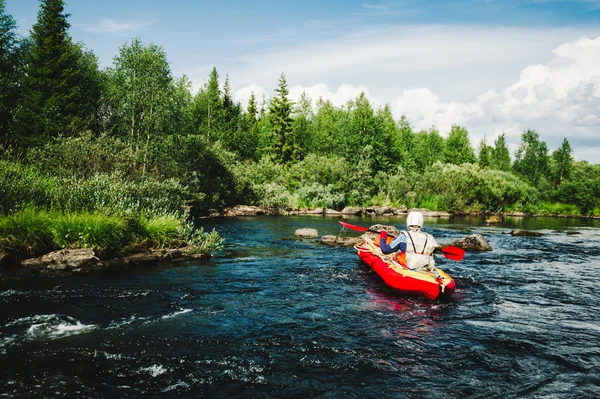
[402,230,438,270]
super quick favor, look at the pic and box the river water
[1,216,600,398]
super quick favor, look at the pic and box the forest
[1,0,600,256]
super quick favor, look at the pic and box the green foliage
[478,138,492,168]
[0,206,55,255]
[0,0,21,145]
[444,125,476,165]
[0,208,224,257]
[413,128,446,171]
[51,212,126,254]
[296,183,345,210]
[491,133,512,171]
[267,72,294,163]
[253,182,296,209]
[16,0,101,146]
[555,162,600,215]
[550,138,573,188]
[513,129,550,187]
[415,162,538,213]
[534,202,580,216]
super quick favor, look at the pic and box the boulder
[105,248,207,268]
[0,251,7,265]
[300,208,324,215]
[325,209,342,216]
[365,206,391,216]
[321,235,363,247]
[566,231,582,235]
[510,230,544,237]
[450,234,493,251]
[295,228,319,238]
[20,248,103,271]
[223,205,267,217]
[341,206,362,216]
[392,206,408,215]
[485,215,502,224]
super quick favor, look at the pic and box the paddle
[338,220,465,261]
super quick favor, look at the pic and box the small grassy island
[1,1,599,273]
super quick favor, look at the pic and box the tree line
[1,0,599,217]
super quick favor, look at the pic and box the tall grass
[0,208,223,258]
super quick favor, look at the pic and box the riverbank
[0,208,223,273]
[215,205,600,220]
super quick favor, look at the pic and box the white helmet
[406,211,424,229]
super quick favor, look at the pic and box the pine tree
[246,91,258,126]
[551,137,573,187]
[16,0,101,145]
[492,133,511,171]
[0,0,20,146]
[268,72,294,163]
[191,66,222,140]
[478,137,492,168]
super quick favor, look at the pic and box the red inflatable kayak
[356,240,456,300]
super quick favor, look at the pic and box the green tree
[444,125,476,165]
[267,72,294,163]
[16,0,101,145]
[491,133,511,171]
[478,137,492,168]
[290,91,314,161]
[413,127,446,171]
[191,67,223,140]
[246,91,258,126]
[551,137,573,188]
[396,116,415,170]
[107,38,173,175]
[0,0,21,146]
[312,99,342,156]
[513,129,550,186]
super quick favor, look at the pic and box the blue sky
[5,0,600,162]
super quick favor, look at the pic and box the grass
[534,202,580,216]
[0,207,223,258]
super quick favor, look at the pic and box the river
[1,216,600,398]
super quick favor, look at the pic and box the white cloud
[221,27,600,162]
[80,18,154,34]
[233,84,269,108]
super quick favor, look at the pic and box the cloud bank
[231,32,600,161]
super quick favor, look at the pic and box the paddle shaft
[338,220,465,261]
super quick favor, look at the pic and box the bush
[0,209,224,258]
[296,183,345,209]
[52,213,126,254]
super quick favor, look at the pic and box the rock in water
[20,248,103,271]
[321,236,363,247]
[509,230,544,237]
[295,228,319,238]
[450,234,493,251]
[485,215,501,224]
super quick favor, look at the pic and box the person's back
[380,211,438,270]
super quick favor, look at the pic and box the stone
[485,215,502,224]
[325,209,342,216]
[509,230,544,237]
[392,206,408,215]
[223,205,267,217]
[321,235,363,247]
[365,206,391,216]
[20,248,103,271]
[341,206,362,215]
[450,234,493,251]
[566,231,581,235]
[295,228,319,238]
[369,224,401,236]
